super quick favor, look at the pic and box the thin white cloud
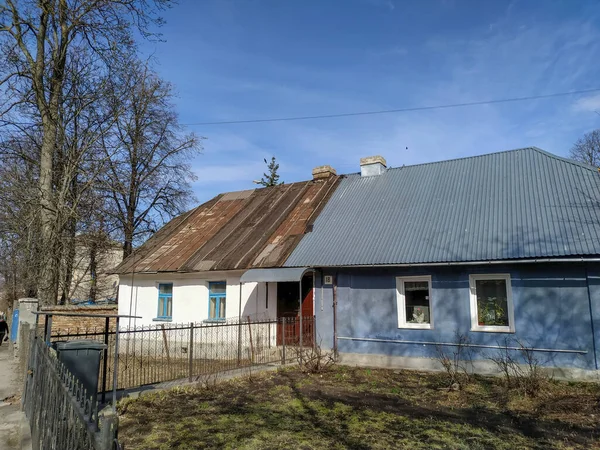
[363,0,395,11]
[370,46,408,58]
[572,94,600,113]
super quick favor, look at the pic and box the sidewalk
[0,343,31,450]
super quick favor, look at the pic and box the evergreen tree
[257,157,283,187]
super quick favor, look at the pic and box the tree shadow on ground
[119,367,600,449]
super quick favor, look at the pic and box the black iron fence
[23,335,118,450]
[50,316,315,394]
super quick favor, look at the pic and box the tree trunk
[38,120,58,306]
[88,240,98,303]
[123,227,133,259]
[123,203,135,259]
[59,215,76,305]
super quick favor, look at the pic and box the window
[396,276,433,329]
[208,282,226,321]
[469,274,514,332]
[157,283,173,320]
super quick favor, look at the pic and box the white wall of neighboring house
[117,271,278,328]
[70,243,122,303]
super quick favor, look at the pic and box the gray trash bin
[53,340,107,405]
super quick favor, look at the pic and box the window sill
[203,319,226,323]
[153,317,173,322]
[398,323,433,330]
[471,326,514,333]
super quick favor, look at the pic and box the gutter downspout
[586,266,598,370]
[237,282,242,364]
[333,271,338,360]
[299,278,303,350]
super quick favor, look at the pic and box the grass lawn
[118,366,600,449]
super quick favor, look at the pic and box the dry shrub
[489,337,549,397]
[195,370,219,390]
[293,345,335,374]
[434,331,473,390]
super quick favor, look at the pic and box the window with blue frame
[157,284,173,320]
[208,282,226,321]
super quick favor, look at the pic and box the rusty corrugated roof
[114,176,340,274]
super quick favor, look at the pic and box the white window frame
[469,273,515,333]
[396,276,433,329]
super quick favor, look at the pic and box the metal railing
[23,335,117,450]
[50,316,315,393]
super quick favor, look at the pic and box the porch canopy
[240,267,312,283]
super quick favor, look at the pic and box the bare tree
[0,138,42,303]
[0,0,171,305]
[101,60,202,258]
[570,129,600,168]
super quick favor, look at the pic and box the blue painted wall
[315,263,600,371]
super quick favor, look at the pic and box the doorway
[276,274,313,346]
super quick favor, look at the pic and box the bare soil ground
[118,365,600,449]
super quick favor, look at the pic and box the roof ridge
[210,179,317,201]
[528,146,600,172]
[374,147,599,173]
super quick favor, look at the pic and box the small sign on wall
[323,275,333,285]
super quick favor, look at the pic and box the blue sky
[139,0,600,204]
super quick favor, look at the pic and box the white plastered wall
[117,271,278,328]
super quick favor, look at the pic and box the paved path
[0,343,30,450]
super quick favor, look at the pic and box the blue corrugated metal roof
[285,148,600,267]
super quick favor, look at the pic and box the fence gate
[23,335,119,450]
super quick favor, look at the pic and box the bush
[293,345,335,374]
[434,331,473,389]
[489,337,549,397]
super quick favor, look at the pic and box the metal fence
[23,334,118,450]
[50,316,315,394]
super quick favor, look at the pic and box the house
[114,168,339,328]
[116,147,600,379]
[285,148,600,380]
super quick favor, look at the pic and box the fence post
[111,317,120,410]
[101,317,109,404]
[281,318,286,365]
[96,408,119,450]
[160,324,171,365]
[247,316,254,363]
[43,314,52,345]
[188,322,194,382]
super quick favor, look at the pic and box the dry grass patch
[119,366,600,449]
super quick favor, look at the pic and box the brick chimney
[312,165,337,180]
[360,155,387,176]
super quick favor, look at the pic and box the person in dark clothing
[0,318,9,346]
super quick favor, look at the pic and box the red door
[276,278,314,346]
[300,288,314,347]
